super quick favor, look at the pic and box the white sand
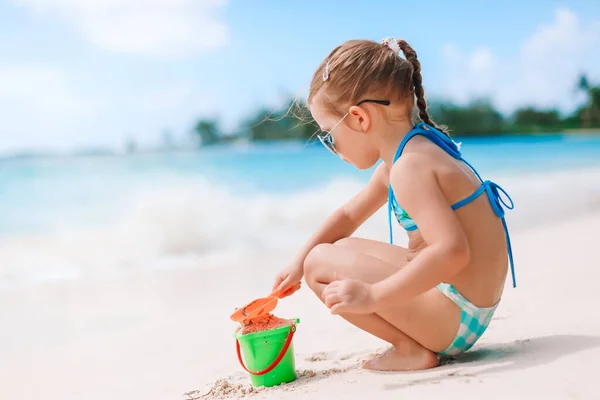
[2,211,600,400]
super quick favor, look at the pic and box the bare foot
[362,345,439,372]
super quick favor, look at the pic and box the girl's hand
[273,262,304,298]
[322,279,376,315]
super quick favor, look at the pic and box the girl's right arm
[273,162,390,293]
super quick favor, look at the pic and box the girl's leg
[308,238,415,347]
[303,238,461,371]
[332,237,409,262]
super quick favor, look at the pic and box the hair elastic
[322,61,330,81]
[382,37,401,55]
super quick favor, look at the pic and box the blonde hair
[308,38,449,136]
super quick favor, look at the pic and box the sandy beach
[1,206,599,400]
[2,2,599,399]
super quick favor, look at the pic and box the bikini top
[387,122,516,288]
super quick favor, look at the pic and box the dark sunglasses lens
[318,134,336,154]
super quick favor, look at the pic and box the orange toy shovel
[230,283,301,323]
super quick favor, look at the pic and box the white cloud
[0,66,96,116]
[13,0,229,58]
[0,66,102,152]
[109,81,221,143]
[440,8,600,114]
[0,65,223,153]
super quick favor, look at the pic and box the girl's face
[309,92,381,170]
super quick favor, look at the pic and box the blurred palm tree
[194,119,219,146]
[576,73,600,128]
[428,98,505,135]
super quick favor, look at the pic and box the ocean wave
[1,167,599,288]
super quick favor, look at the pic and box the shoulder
[402,133,449,160]
[371,161,391,185]
[389,148,436,189]
[362,161,390,195]
[391,133,456,182]
[388,145,446,214]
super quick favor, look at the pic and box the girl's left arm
[372,153,471,309]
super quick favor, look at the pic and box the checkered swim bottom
[436,282,500,356]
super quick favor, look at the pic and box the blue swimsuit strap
[387,122,517,288]
[388,123,462,242]
[393,122,462,163]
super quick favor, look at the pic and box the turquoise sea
[1,134,600,288]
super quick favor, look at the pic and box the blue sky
[0,0,599,153]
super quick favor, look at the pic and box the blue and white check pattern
[437,282,499,356]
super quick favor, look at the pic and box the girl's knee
[304,243,333,285]
[333,237,351,247]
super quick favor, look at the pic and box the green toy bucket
[234,319,299,387]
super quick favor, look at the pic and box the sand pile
[183,378,264,399]
[236,313,295,335]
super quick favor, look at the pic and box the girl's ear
[348,105,371,133]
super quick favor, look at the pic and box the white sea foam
[1,167,599,289]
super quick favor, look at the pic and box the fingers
[274,274,289,292]
[280,282,301,298]
[323,280,355,314]
[323,291,342,308]
[322,282,344,308]
[322,280,343,294]
[324,289,348,314]
[289,281,302,294]
[275,278,302,298]
[330,303,347,315]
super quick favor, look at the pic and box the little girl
[272,37,516,371]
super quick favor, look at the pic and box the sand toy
[231,284,300,387]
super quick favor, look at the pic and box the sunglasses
[317,99,390,155]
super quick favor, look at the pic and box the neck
[376,118,415,166]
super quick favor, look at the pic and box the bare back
[389,135,510,308]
